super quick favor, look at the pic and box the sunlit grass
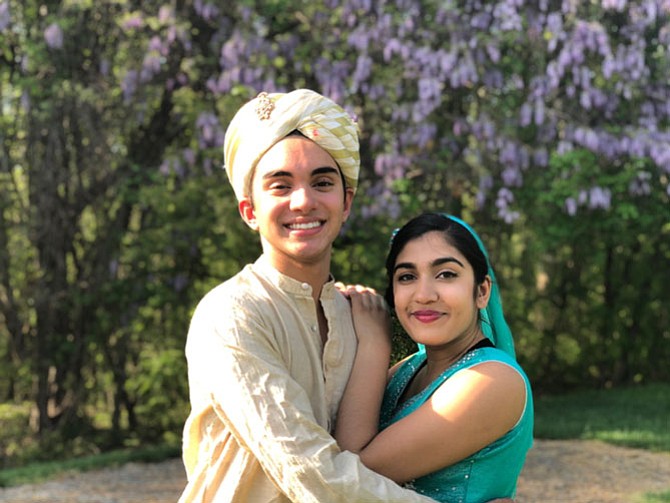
[0,443,180,487]
[2,383,668,490]
[636,491,670,503]
[534,383,670,503]
[534,382,670,452]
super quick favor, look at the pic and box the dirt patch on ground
[516,439,670,503]
[1,439,669,502]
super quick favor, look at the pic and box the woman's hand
[334,283,392,452]
[335,282,391,353]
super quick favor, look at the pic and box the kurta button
[301,282,309,290]
[311,325,317,332]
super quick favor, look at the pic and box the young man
[179,89,437,502]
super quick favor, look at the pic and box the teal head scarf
[442,215,516,359]
[388,213,516,359]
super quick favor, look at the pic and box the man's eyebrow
[261,166,339,180]
[261,170,292,180]
[312,166,340,176]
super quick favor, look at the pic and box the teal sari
[381,215,533,502]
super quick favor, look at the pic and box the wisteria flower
[44,23,63,49]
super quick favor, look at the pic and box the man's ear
[342,187,355,222]
[239,197,259,231]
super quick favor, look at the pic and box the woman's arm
[357,361,528,483]
[334,285,391,453]
[187,289,437,502]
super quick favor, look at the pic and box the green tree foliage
[0,0,257,450]
[0,0,668,461]
[513,150,670,390]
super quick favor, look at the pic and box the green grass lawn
[534,383,670,503]
[1,382,669,501]
[534,382,670,452]
[0,443,180,487]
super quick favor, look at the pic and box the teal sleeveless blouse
[380,347,534,503]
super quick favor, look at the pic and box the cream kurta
[180,255,434,502]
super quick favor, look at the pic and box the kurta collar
[253,255,337,300]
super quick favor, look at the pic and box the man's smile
[286,220,324,231]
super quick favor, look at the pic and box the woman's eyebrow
[395,256,464,274]
[432,257,465,268]
[393,262,415,274]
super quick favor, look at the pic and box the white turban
[223,89,360,201]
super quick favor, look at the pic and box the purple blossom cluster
[476,175,494,210]
[564,186,613,216]
[602,0,628,11]
[567,127,670,173]
[358,181,402,220]
[121,70,139,102]
[195,112,225,150]
[102,1,670,222]
[194,0,220,22]
[0,1,10,33]
[329,0,670,221]
[117,6,193,102]
[374,152,412,180]
[139,36,168,83]
[122,13,144,30]
[496,188,521,224]
[629,171,652,196]
[317,1,549,219]
[159,158,185,178]
[44,23,63,49]
[206,27,281,96]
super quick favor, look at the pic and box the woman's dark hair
[384,213,488,308]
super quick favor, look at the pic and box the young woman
[336,213,533,503]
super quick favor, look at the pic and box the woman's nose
[414,278,438,303]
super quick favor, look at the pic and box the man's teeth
[289,221,321,230]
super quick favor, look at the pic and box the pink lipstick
[412,310,442,323]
